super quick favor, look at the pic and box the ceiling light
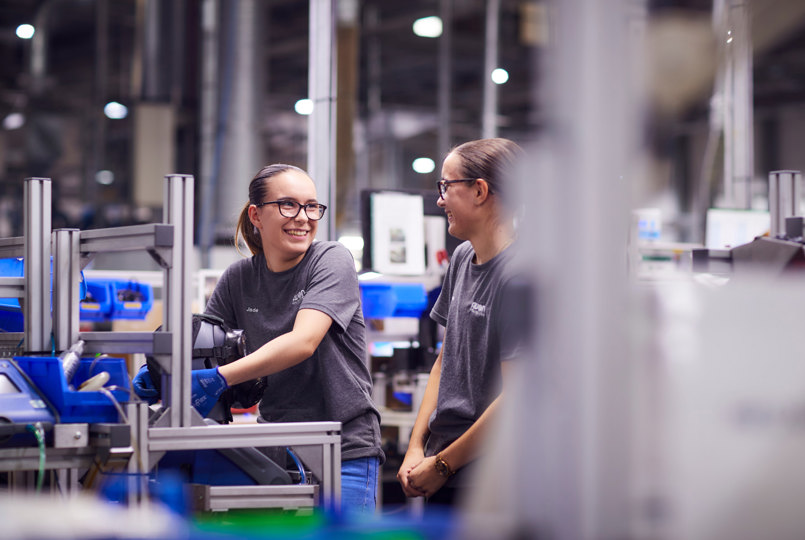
[104,101,128,119]
[294,98,313,115]
[2,113,25,130]
[491,68,509,85]
[412,157,435,174]
[16,24,34,40]
[95,170,114,185]
[413,16,442,38]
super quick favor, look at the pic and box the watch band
[434,453,455,478]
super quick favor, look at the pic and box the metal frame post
[52,229,81,352]
[482,0,501,139]
[308,0,337,241]
[769,170,803,237]
[163,174,195,427]
[23,177,52,354]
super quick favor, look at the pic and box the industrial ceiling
[0,0,803,239]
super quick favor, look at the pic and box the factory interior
[2,0,805,538]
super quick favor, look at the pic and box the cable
[98,386,128,425]
[26,422,46,493]
[99,385,144,473]
[285,447,306,485]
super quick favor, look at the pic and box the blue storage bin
[360,282,428,318]
[80,280,113,321]
[109,280,153,320]
[14,356,131,423]
[0,257,87,328]
[0,258,25,331]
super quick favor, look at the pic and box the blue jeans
[340,456,379,513]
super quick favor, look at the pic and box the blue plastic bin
[0,257,87,329]
[360,282,428,319]
[80,280,114,321]
[14,356,131,423]
[0,258,25,331]
[109,280,153,320]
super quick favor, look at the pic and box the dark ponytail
[234,163,308,256]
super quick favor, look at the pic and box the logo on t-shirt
[470,302,486,316]
[246,307,258,313]
[292,289,306,305]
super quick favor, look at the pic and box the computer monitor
[360,188,460,275]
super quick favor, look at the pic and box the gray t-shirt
[205,241,383,463]
[426,240,517,461]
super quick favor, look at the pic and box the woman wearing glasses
[397,138,524,507]
[198,163,384,512]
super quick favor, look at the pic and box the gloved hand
[191,367,229,417]
[132,364,160,404]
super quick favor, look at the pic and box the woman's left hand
[405,455,449,499]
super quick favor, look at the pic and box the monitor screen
[0,373,21,394]
[360,188,460,274]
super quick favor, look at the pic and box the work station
[1,1,805,539]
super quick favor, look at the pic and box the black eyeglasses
[437,178,477,200]
[254,200,327,220]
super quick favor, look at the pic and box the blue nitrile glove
[191,367,229,418]
[132,364,160,404]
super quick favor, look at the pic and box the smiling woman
[198,163,384,513]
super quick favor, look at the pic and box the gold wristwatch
[434,453,455,478]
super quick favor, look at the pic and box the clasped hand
[397,451,448,499]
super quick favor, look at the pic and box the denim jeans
[340,456,379,513]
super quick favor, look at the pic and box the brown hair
[235,163,309,256]
[449,137,524,197]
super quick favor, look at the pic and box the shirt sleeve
[430,242,468,327]
[496,273,534,362]
[204,265,238,329]
[299,243,361,332]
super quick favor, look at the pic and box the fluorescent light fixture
[95,170,114,185]
[104,101,128,119]
[16,24,34,40]
[491,68,509,84]
[294,98,313,115]
[412,157,435,174]
[413,16,442,38]
[2,112,25,130]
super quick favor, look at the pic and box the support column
[217,0,262,238]
[52,228,81,352]
[438,0,453,159]
[163,174,195,428]
[335,0,358,233]
[24,177,51,354]
[308,0,337,241]
[482,0,501,139]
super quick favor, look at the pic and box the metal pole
[52,228,81,352]
[308,0,337,241]
[438,0,453,158]
[482,0,500,139]
[163,174,195,428]
[23,178,51,354]
[198,0,218,268]
[730,0,753,209]
[218,0,261,236]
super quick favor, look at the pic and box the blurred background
[0,0,802,261]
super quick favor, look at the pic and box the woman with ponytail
[199,164,384,512]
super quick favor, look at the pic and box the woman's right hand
[397,447,427,498]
